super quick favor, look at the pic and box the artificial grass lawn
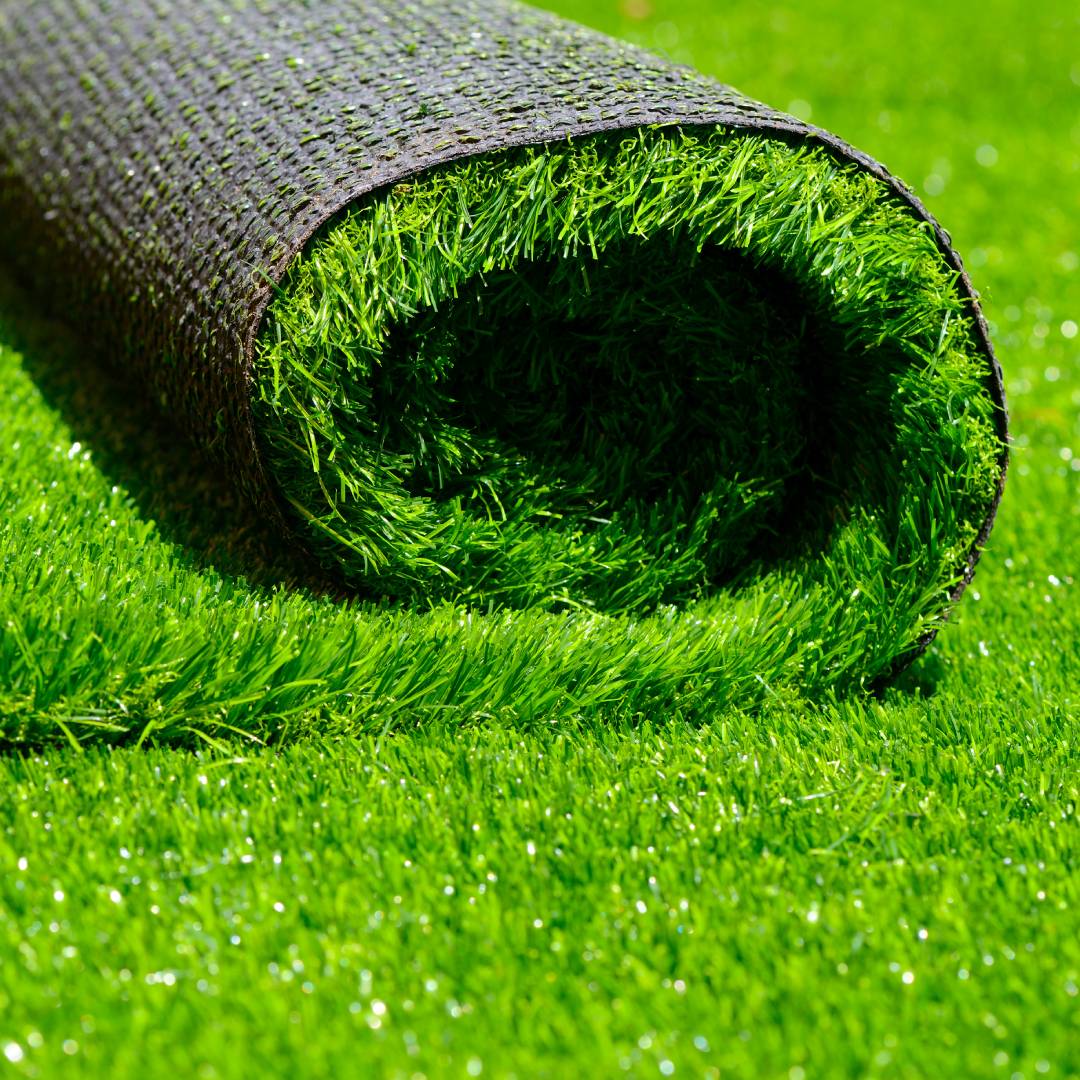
[0,719,1076,1077]
[0,0,1077,1076]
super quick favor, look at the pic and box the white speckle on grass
[787,99,813,121]
[3,1043,24,1063]
[924,173,946,196]
[1061,320,1077,338]
[902,970,915,984]
[976,144,999,167]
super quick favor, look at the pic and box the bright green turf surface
[0,0,1077,1076]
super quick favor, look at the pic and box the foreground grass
[1,708,1076,1078]
[1,0,1078,1074]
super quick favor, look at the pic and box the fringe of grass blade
[251,126,1002,689]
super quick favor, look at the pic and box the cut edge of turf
[250,125,1004,690]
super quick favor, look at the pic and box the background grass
[0,0,1077,1076]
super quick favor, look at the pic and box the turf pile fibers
[0,0,1007,736]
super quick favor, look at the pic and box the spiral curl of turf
[0,0,1007,719]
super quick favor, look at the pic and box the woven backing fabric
[0,0,1006,593]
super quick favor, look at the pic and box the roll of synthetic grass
[0,0,1007,703]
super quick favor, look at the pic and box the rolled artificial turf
[0,0,1007,727]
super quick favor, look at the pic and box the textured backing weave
[0,0,1007,586]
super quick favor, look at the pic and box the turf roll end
[253,127,1004,688]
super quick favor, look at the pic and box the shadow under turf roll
[0,0,1007,707]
